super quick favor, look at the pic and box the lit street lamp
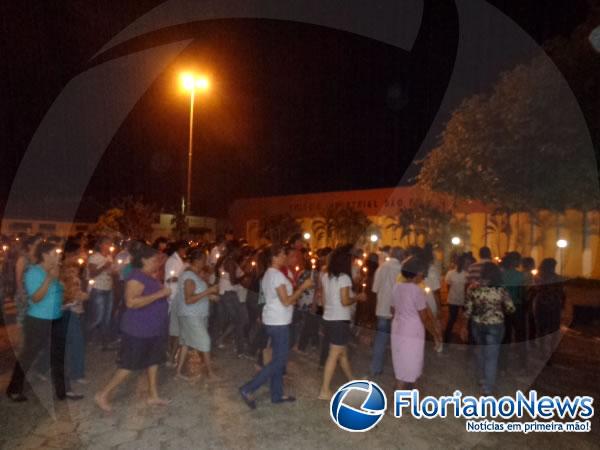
[370,234,379,243]
[303,232,311,240]
[451,236,461,246]
[180,72,210,215]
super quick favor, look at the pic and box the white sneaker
[74,378,89,385]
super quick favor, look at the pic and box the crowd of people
[0,230,566,409]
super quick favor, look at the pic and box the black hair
[188,248,208,264]
[479,246,492,260]
[265,244,286,267]
[130,240,158,269]
[94,236,111,251]
[401,256,427,280]
[539,258,557,278]
[503,251,521,270]
[328,244,353,278]
[521,257,535,271]
[480,262,503,287]
[152,237,169,249]
[63,239,81,255]
[35,241,58,264]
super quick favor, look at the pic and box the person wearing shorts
[318,245,366,400]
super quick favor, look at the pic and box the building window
[39,224,57,232]
[9,222,32,231]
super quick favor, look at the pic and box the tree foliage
[312,205,371,246]
[259,213,301,244]
[94,197,157,240]
[418,43,599,212]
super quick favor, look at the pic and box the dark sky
[0,0,592,219]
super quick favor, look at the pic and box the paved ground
[0,300,598,450]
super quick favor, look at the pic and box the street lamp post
[556,239,568,275]
[180,73,210,216]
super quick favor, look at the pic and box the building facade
[229,187,600,279]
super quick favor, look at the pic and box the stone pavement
[0,321,598,449]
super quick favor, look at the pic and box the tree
[312,205,371,246]
[417,49,599,213]
[93,197,157,240]
[259,214,301,244]
[171,211,189,241]
[93,208,123,237]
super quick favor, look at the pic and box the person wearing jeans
[88,288,114,346]
[239,244,313,409]
[464,262,515,395]
[370,247,403,376]
[370,317,392,375]
[87,237,115,348]
[471,322,505,394]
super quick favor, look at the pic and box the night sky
[0,1,591,220]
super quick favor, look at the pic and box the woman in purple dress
[95,241,171,412]
[390,256,441,390]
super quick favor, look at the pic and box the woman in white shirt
[318,245,366,400]
[444,254,469,343]
[239,244,313,409]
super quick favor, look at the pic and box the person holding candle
[60,239,90,384]
[87,236,117,350]
[175,249,219,380]
[165,241,188,367]
[239,244,313,408]
[94,241,171,412]
[318,245,366,400]
[390,255,441,391]
[6,241,84,402]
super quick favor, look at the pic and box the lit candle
[77,258,84,265]
[357,259,363,267]
[311,264,316,270]
[88,250,93,255]
[362,252,367,259]
[295,266,300,272]
[310,258,316,264]
[362,267,368,273]
[385,257,390,262]
[89,279,95,286]
[531,269,538,276]
[117,259,123,265]
[170,270,175,277]
[251,261,256,267]
[55,248,62,254]
[216,253,220,259]
[2,245,8,251]
[424,287,431,294]
[109,246,115,253]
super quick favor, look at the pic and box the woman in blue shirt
[6,241,83,402]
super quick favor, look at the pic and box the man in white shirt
[209,235,226,267]
[87,236,116,348]
[165,241,188,365]
[370,246,404,376]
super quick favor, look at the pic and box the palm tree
[312,205,341,247]
[484,208,513,256]
[259,213,301,245]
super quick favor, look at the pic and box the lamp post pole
[187,90,195,216]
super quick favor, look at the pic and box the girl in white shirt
[239,244,313,409]
[318,245,366,400]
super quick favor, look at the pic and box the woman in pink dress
[391,256,441,389]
